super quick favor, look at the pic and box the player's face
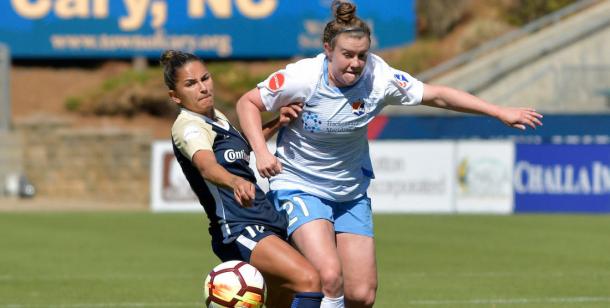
[170,61,215,116]
[325,33,370,87]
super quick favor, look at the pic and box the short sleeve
[384,68,424,106]
[172,118,216,162]
[257,57,320,112]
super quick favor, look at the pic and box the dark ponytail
[160,50,200,90]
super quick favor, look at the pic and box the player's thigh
[290,219,341,274]
[250,234,319,291]
[336,233,378,292]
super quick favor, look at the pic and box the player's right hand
[256,151,282,178]
[231,177,255,208]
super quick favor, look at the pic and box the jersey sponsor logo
[224,149,250,163]
[351,99,365,116]
[302,111,322,133]
[268,72,285,92]
[394,73,409,88]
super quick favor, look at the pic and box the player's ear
[168,90,180,105]
[323,42,333,59]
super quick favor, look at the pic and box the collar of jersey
[181,108,231,131]
[181,108,249,143]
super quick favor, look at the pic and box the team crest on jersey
[268,72,285,92]
[302,111,322,133]
[351,100,365,116]
[394,73,409,88]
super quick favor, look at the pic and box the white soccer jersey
[258,53,424,201]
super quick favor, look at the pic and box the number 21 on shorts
[281,196,309,227]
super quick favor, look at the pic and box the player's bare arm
[422,83,543,130]
[237,88,283,178]
[191,150,255,207]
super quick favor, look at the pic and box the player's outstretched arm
[421,84,543,130]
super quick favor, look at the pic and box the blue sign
[0,0,416,59]
[514,144,610,213]
[371,114,610,144]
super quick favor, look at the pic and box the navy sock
[290,292,324,308]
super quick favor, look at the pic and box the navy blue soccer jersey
[171,109,287,244]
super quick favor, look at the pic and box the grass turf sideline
[1,213,609,307]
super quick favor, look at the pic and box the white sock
[320,295,344,308]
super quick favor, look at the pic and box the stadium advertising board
[0,0,416,59]
[368,141,455,213]
[150,141,200,212]
[514,144,610,213]
[151,140,457,213]
[454,141,514,214]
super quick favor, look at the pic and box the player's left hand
[231,177,256,208]
[498,107,543,130]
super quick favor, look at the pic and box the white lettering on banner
[11,0,109,19]
[236,0,276,19]
[188,0,277,19]
[188,0,230,18]
[93,0,108,18]
[12,0,276,31]
[55,0,88,18]
[50,33,233,56]
[121,0,153,31]
[514,161,610,194]
[11,0,53,19]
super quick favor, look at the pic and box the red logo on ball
[268,73,285,91]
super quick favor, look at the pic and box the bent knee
[319,268,343,296]
[345,285,377,307]
[294,267,321,292]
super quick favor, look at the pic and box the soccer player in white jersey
[236,1,543,307]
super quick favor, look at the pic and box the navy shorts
[211,224,285,263]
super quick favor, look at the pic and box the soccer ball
[204,260,266,308]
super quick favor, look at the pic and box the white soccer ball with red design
[204,260,266,308]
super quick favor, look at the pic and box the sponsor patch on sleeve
[393,73,409,88]
[183,125,202,141]
[267,72,285,92]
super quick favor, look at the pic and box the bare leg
[336,233,377,308]
[291,219,343,298]
[250,235,321,308]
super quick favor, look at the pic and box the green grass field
[1,213,609,307]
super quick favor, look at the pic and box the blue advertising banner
[514,144,610,213]
[0,0,416,59]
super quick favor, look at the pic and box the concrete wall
[478,21,610,112]
[385,0,610,115]
[438,0,610,112]
[12,117,151,208]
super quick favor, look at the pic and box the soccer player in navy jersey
[161,50,323,308]
[236,1,543,307]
